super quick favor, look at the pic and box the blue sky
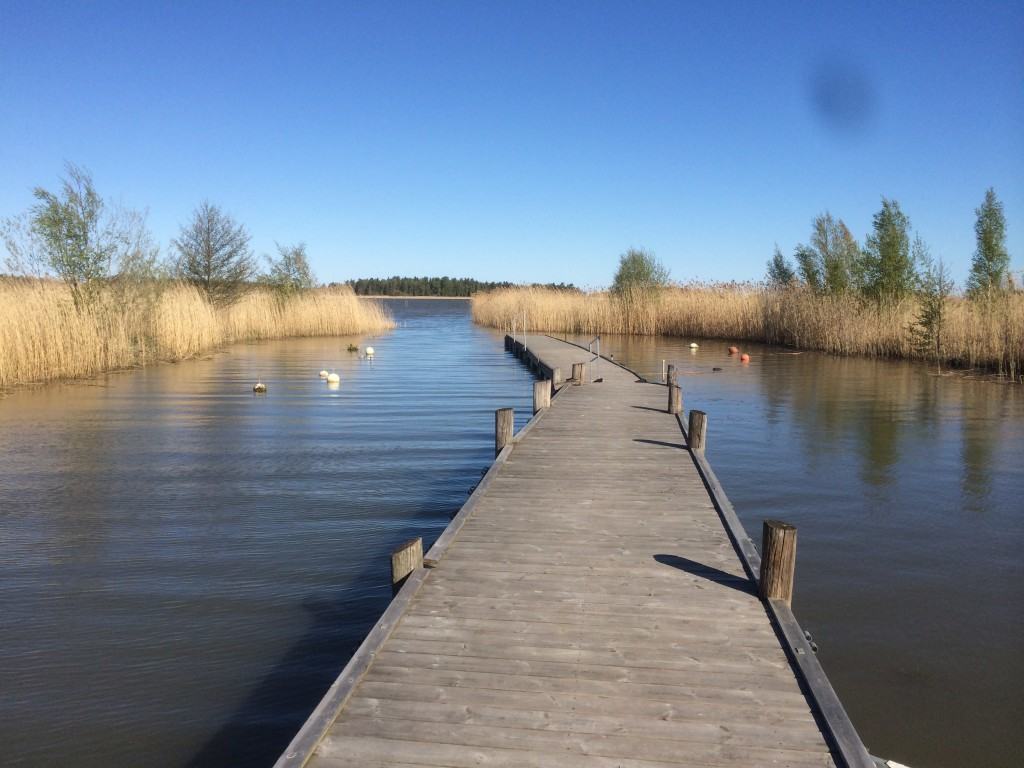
[1,1,1021,288]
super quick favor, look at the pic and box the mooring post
[533,380,551,414]
[668,384,682,414]
[688,410,707,452]
[504,334,512,351]
[662,359,667,383]
[551,367,563,388]
[495,407,514,456]
[666,364,681,414]
[759,521,797,606]
[571,362,586,384]
[390,536,423,592]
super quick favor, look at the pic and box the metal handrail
[587,335,600,382]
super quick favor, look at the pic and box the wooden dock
[275,334,873,768]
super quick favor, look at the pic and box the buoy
[740,353,750,363]
[712,367,722,372]
[326,372,340,384]
[689,342,699,349]
[728,346,738,355]
[365,346,375,356]
[346,344,358,353]
[319,370,329,379]
[327,381,340,390]
[253,381,267,393]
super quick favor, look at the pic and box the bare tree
[172,201,256,306]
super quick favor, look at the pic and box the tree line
[766,190,1011,300]
[2,163,315,310]
[765,190,1013,364]
[344,276,577,297]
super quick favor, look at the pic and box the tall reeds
[0,280,394,389]
[472,285,1024,380]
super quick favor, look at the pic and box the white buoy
[326,372,340,384]
[689,342,699,349]
[319,370,329,379]
[365,346,375,356]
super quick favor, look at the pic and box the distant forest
[343,276,577,296]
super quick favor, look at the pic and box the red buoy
[740,353,750,363]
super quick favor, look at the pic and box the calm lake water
[1,300,1021,768]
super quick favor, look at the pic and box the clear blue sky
[1,1,1021,288]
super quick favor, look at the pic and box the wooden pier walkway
[276,334,873,768]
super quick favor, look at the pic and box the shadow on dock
[630,404,668,414]
[653,554,756,595]
[633,437,685,450]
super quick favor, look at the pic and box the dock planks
[277,334,871,768]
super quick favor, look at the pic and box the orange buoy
[728,346,738,355]
[740,353,750,362]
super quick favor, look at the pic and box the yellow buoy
[365,346,375,356]
[326,372,340,384]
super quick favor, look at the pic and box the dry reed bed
[0,280,394,389]
[472,286,1024,379]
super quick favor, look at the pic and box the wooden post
[391,537,423,590]
[533,380,551,414]
[688,410,707,452]
[495,407,514,456]
[551,367,562,388]
[662,359,667,383]
[666,364,677,387]
[571,362,586,384]
[504,334,512,351]
[668,384,682,414]
[759,521,797,606]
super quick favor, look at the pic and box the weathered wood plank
[323,718,836,767]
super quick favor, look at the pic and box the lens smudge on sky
[808,58,877,137]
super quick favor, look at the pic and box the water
[1,304,1020,768]
[558,333,1024,768]
[0,299,534,767]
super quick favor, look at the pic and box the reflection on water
[559,332,1024,768]
[0,299,533,768]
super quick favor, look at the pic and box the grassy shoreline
[472,285,1024,381]
[0,280,394,391]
